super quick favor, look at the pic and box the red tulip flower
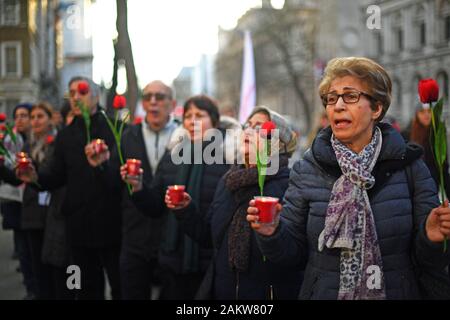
[419,78,448,252]
[0,113,7,122]
[133,116,143,125]
[418,79,439,104]
[113,95,127,110]
[101,93,131,194]
[77,81,90,95]
[0,124,6,132]
[260,121,276,139]
[256,121,277,196]
[45,135,55,145]
[75,81,91,143]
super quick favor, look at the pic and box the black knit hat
[13,103,33,117]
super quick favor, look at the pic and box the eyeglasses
[142,92,168,102]
[321,90,375,106]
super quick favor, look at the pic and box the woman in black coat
[167,106,303,300]
[122,95,232,299]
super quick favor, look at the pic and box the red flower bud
[260,121,277,139]
[0,124,6,132]
[0,113,7,122]
[113,95,127,109]
[77,81,90,95]
[45,135,55,145]
[418,79,439,104]
[133,116,143,125]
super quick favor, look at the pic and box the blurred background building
[58,0,93,99]
[363,0,450,127]
[213,0,450,135]
[0,0,94,116]
[0,0,61,115]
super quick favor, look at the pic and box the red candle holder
[126,159,141,176]
[93,139,106,154]
[167,185,185,205]
[254,196,279,225]
[16,153,31,172]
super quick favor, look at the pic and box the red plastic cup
[126,159,141,176]
[167,185,185,205]
[254,196,279,225]
[93,139,106,154]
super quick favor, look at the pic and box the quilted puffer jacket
[256,123,450,300]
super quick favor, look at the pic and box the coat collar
[306,122,423,179]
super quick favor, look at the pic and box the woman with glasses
[247,57,450,299]
[166,106,302,300]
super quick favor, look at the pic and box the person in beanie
[167,106,303,300]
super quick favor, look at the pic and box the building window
[446,16,450,41]
[1,41,22,77]
[419,22,426,46]
[437,71,449,100]
[396,28,403,51]
[375,32,383,55]
[0,0,20,25]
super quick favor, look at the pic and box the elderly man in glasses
[113,80,179,300]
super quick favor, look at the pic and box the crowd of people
[1,56,449,300]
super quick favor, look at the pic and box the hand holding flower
[426,200,450,243]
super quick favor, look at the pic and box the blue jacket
[257,123,450,299]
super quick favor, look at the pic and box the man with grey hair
[17,76,122,300]
[115,80,178,299]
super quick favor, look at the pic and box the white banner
[238,30,256,124]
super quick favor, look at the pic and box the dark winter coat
[0,140,56,230]
[186,165,303,300]
[36,108,123,248]
[132,140,229,274]
[118,123,166,260]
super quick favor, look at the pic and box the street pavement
[0,227,25,300]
